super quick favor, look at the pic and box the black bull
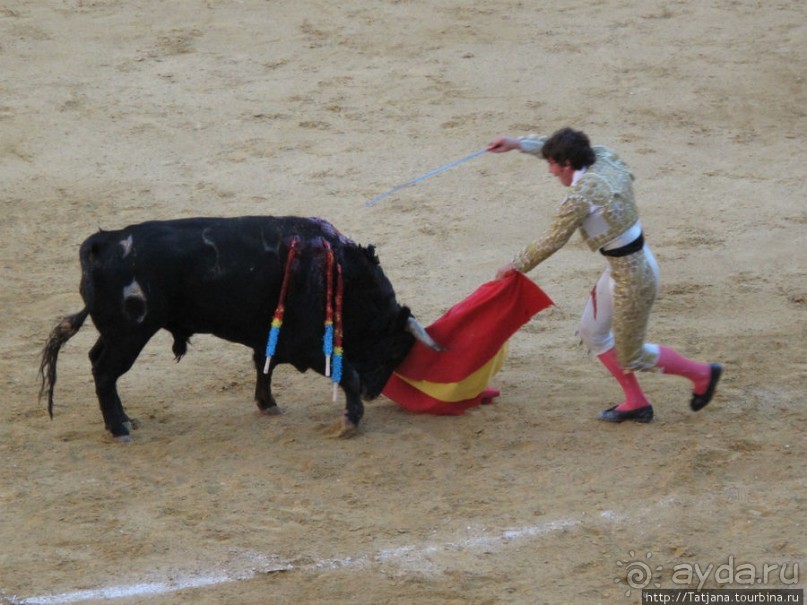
[39,216,440,441]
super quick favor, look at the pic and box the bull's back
[78,216,341,344]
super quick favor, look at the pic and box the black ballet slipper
[597,405,654,423]
[690,363,723,411]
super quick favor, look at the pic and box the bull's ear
[397,306,413,328]
[364,244,380,265]
[392,307,412,333]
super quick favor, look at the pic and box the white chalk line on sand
[10,512,622,605]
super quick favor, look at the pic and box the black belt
[600,232,644,257]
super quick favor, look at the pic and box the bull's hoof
[336,416,359,439]
[122,419,140,433]
[258,404,282,416]
[109,420,134,443]
[322,416,359,439]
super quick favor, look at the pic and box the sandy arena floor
[1,1,804,603]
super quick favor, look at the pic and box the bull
[39,216,440,441]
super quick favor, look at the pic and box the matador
[488,127,722,423]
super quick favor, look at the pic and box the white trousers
[578,247,661,370]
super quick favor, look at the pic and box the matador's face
[547,159,575,187]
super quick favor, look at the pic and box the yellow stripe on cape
[392,344,508,403]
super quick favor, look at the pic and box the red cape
[382,272,553,414]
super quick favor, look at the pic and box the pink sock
[598,348,650,411]
[655,346,711,393]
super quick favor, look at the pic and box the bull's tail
[39,309,90,419]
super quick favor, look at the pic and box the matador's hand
[487,135,522,153]
[495,262,517,280]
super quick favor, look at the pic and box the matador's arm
[513,195,589,273]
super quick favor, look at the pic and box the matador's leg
[610,250,658,371]
[581,268,652,419]
[613,248,722,412]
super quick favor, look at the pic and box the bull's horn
[406,317,445,351]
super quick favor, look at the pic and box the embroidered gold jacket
[513,136,640,273]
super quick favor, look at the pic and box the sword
[364,149,487,207]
